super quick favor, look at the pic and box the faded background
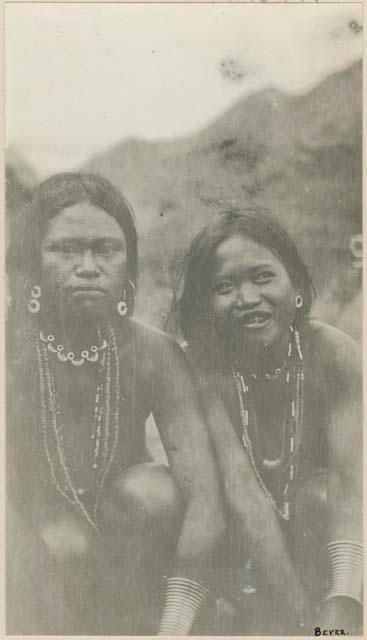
[5,4,363,458]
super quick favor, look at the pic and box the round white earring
[295,294,303,309]
[117,300,128,316]
[31,285,41,299]
[27,284,42,314]
[28,299,40,314]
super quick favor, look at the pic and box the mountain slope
[84,60,362,334]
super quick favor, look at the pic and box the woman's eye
[214,282,234,294]
[97,244,119,257]
[254,272,274,283]
[61,244,77,254]
[98,246,113,256]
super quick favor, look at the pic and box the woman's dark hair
[171,207,314,347]
[8,172,138,314]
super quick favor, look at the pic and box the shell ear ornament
[117,289,128,317]
[117,300,128,317]
[295,294,303,309]
[27,285,42,314]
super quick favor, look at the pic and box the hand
[317,597,362,636]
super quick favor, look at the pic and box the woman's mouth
[237,311,272,329]
[70,286,106,297]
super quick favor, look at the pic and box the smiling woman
[170,208,362,635]
[6,172,225,635]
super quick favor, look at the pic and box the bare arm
[326,331,362,541]
[150,334,226,582]
[318,327,362,631]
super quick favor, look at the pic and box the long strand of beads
[36,324,121,532]
[233,328,304,521]
[250,333,293,470]
[36,339,79,511]
[234,370,289,520]
[93,323,121,521]
[93,382,103,466]
[101,337,112,468]
[36,337,100,532]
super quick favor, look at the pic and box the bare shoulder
[306,319,361,379]
[129,318,181,351]
[128,318,187,372]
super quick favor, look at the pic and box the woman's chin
[64,298,115,324]
[239,325,288,353]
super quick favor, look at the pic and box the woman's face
[40,202,127,319]
[209,234,298,349]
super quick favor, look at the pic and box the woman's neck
[40,312,106,352]
[234,330,291,375]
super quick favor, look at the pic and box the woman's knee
[102,463,184,534]
[40,518,91,562]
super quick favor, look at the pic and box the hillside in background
[6,60,362,340]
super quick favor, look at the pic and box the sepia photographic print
[4,2,364,636]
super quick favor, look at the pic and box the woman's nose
[236,283,261,307]
[76,250,99,276]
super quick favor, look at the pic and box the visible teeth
[245,315,268,324]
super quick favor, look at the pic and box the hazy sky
[5,2,363,177]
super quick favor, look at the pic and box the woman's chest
[11,359,152,506]
[219,367,329,468]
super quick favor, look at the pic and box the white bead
[71,358,84,367]
[87,352,98,363]
[57,352,68,362]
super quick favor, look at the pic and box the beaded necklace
[36,322,121,533]
[39,330,108,366]
[233,328,304,521]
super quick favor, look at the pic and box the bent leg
[39,511,98,634]
[231,471,328,636]
[98,462,184,634]
[7,499,98,634]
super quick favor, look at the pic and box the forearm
[328,494,362,543]
[319,465,362,631]
[158,497,224,635]
[172,496,225,583]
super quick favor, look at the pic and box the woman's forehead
[213,234,283,270]
[43,202,125,241]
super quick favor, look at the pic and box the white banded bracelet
[158,577,209,635]
[326,540,363,606]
